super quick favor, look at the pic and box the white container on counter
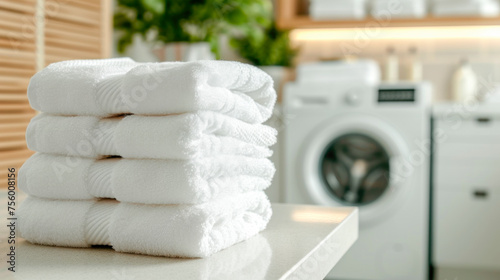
[385,47,399,82]
[451,59,478,103]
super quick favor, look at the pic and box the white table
[0,192,358,280]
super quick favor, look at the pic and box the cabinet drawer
[435,160,500,190]
[433,188,500,270]
[435,118,500,143]
[436,143,500,160]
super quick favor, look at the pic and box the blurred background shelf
[278,15,500,29]
[276,0,500,29]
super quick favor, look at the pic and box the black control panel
[378,88,415,103]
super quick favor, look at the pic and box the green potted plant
[114,0,272,61]
[230,22,297,96]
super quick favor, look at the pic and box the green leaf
[140,0,164,14]
[230,22,297,66]
[225,9,246,25]
[114,0,277,56]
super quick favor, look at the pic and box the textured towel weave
[18,192,271,258]
[28,58,276,124]
[26,111,276,159]
[19,153,275,204]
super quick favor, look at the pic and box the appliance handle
[473,189,489,199]
[476,117,491,123]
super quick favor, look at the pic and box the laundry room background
[290,27,500,102]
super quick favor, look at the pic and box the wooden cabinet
[433,104,500,271]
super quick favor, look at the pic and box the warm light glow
[292,209,350,223]
[291,26,500,41]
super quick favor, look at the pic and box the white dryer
[283,81,431,280]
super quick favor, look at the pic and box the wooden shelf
[276,0,500,29]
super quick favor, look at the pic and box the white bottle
[408,46,422,82]
[451,59,478,103]
[385,46,398,82]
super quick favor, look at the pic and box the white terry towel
[18,192,272,258]
[26,111,276,159]
[19,153,275,204]
[28,58,276,124]
[433,0,499,17]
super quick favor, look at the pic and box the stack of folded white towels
[433,0,500,17]
[18,58,277,258]
[310,0,367,20]
[371,0,426,18]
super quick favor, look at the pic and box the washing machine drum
[320,134,390,206]
[301,116,411,223]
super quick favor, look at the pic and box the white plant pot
[152,42,215,62]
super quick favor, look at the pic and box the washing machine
[283,81,431,280]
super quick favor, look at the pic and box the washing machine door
[301,114,410,225]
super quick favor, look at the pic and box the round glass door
[320,134,390,206]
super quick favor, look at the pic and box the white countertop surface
[0,192,358,280]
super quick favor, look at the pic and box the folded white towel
[19,153,275,204]
[310,0,367,20]
[18,191,271,258]
[372,0,426,18]
[28,58,276,124]
[433,0,499,17]
[26,111,276,159]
